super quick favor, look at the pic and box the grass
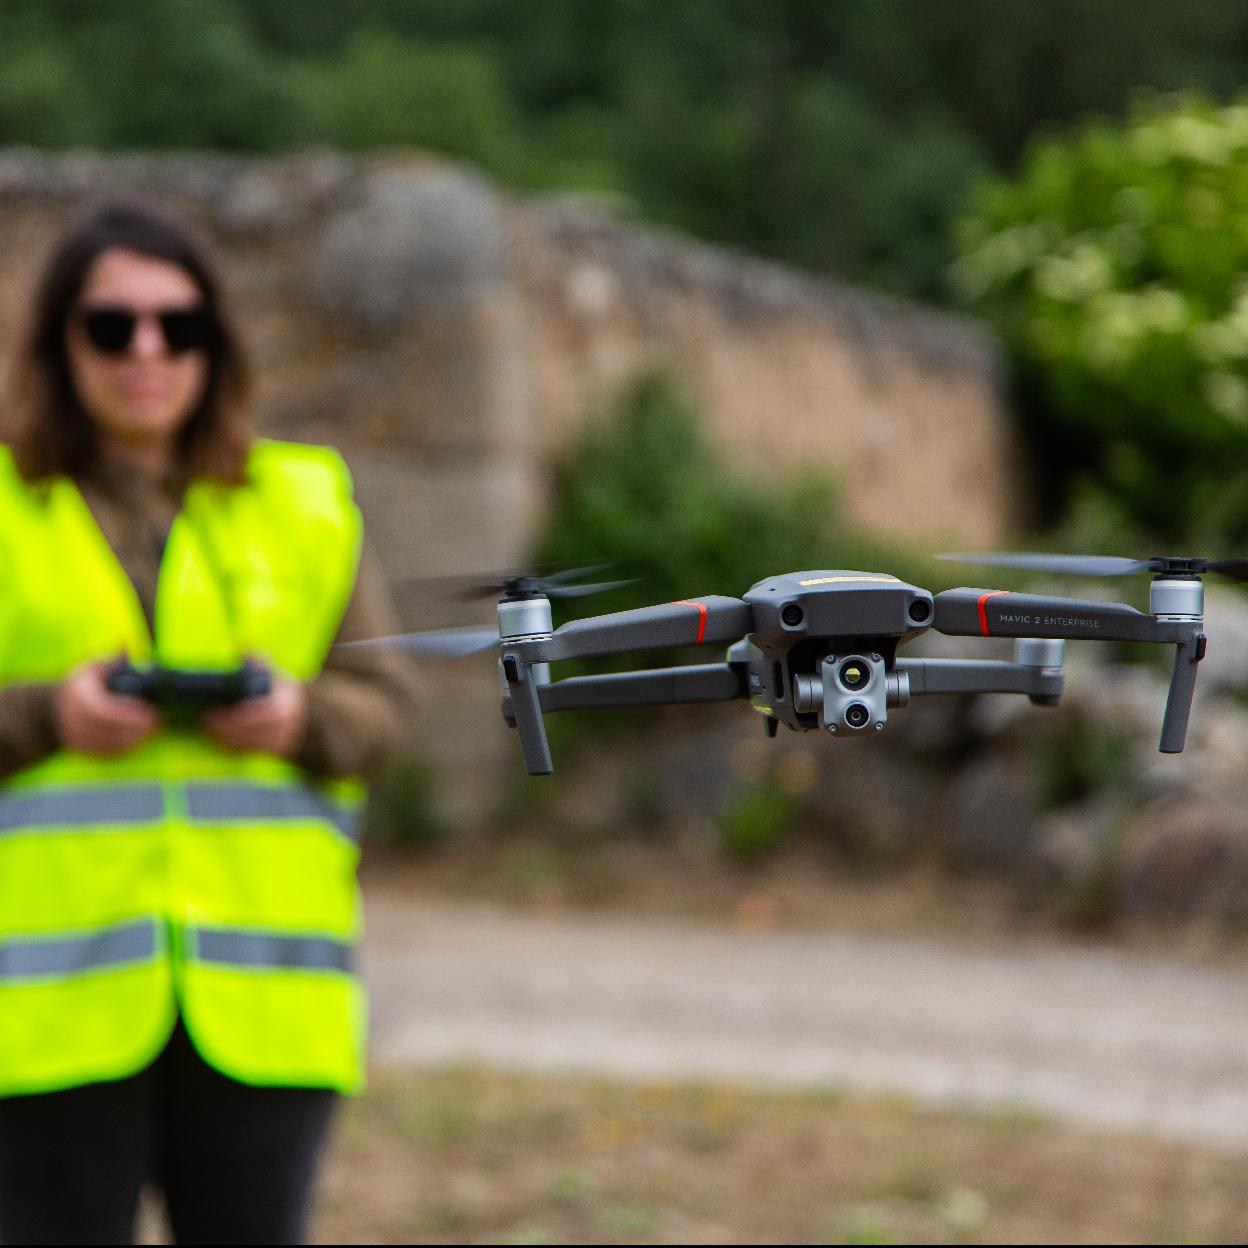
[315,1064,1248,1244]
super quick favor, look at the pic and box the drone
[353,552,1238,775]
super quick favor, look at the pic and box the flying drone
[352,553,1236,775]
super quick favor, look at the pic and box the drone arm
[536,663,748,713]
[896,657,1063,702]
[499,597,751,774]
[935,587,1206,753]
[932,588,1166,642]
[524,597,754,663]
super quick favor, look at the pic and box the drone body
[738,571,934,738]
[358,555,1216,776]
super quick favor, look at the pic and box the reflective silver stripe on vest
[0,918,159,980]
[0,786,164,835]
[191,927,353,975]
[185,784,360,844]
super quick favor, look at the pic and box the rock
[804,740,935,860]
[1197,587,1248,695]
[653,715,762,821]
[215,158,350,233]
[1114,798,1248,925]
[1028,796,1125,891]
[1171,699,1248,789]
[310,164,505,330]
[946,753,1040,870]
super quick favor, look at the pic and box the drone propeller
[338,625,500,657]
[527,574,639,599]
[938,551,1248,582]
[339,564,638,657]
[1206,558,1248,580]
[434,562,638,601]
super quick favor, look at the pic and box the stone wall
[0,150,1023,807]
[508,204,1019,546]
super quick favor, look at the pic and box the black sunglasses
[77,305,217,356]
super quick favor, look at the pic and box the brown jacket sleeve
[294,542,422,781]
[0,682,61,781]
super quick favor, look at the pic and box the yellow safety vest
[0,439,366,1096]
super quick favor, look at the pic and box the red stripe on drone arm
[672,600,708,644]
[977,590,1011,636]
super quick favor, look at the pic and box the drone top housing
[742,571,934,735]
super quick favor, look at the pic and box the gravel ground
[362,888,1248,1147]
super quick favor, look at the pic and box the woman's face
[65,247,210,457]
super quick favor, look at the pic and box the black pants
[0,1018,338,1245]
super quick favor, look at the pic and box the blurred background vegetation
[4,0,1248,295]
[10,0,1248,549]
[956,97,1248,548]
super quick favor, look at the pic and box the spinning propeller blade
[939,551,1248,582]
[337,626,499,658]
[349,564,639,657]
[937,552,1150,577]
[454,562,633,601]
[1207,558,1248,581]
[545,577,638,598]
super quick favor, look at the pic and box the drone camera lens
[780,603,804,627]
[844,702,870,729]
[838,659,870,690]
[908,598,932,624]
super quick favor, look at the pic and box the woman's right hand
[54,659,161,755]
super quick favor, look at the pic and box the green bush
[954,94,1248,548]
[536,373,926,622]
[1030,712,1134,811]
[364,752,448,851]
[715,779,799,860]
[292,31,517,172]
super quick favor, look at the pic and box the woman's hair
[3,200,252,484]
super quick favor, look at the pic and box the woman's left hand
[202,677,309,759]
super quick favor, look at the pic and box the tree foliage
[6,1,1248,300]
[955,95,1248,546]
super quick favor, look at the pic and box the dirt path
[362,889,1248,1148]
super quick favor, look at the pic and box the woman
[0,202,416,1244]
